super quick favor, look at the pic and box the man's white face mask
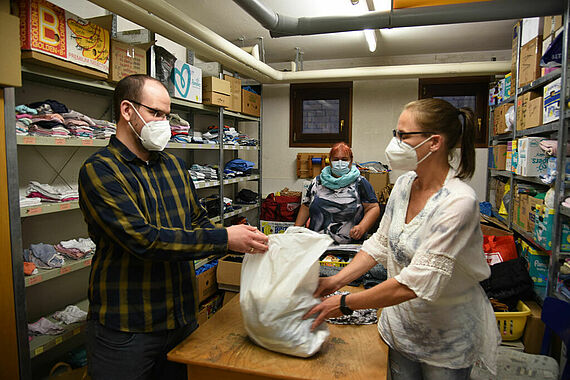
[127,102,171,151]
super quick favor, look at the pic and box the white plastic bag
[240,227,333,357]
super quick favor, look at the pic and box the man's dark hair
[113,75,166,122]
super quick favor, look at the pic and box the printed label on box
[170,60,202,103]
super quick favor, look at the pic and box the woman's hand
[313,276,342,298]
[303,294,343,331]
[349,224,365,240]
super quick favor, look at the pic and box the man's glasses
[128,99,170,119]
[392,129,435,145]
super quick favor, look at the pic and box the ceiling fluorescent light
[372,0,392,11]
[364,29,377,52]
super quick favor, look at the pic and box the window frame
[418,76,492,148]
[289,82,353,148]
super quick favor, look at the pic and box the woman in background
[294,142,380,244]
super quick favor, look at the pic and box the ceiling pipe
[88,0,272,83]
[234,0,564,37]
[89,0,510,83]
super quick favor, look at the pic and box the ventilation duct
[233,0,563,37]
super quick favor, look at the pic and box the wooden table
[168,287,388,380]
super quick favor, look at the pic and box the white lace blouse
[361,168,500,373]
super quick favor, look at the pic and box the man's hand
[227,225,269,254]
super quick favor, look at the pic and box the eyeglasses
[392,129,435,144]
[127,99,170,119]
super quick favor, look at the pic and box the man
[79,74,268,380]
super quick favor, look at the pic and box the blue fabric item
[242,86,259,95]
[15,105,38,115]
[225,158,254,172]
[479,201,492,216]
[541,32,562,68]
[319,165,360,190]
[30,243,64,268]
[195,260,218,275]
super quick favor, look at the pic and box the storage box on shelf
[17,0,110,79]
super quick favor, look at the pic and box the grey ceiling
[165,0,516,63]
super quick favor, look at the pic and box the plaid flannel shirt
[79,136,227,332]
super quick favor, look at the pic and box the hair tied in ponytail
[458,109,466,136]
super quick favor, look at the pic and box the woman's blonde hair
[404,98,476,180]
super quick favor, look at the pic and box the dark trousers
[87,319,197,380]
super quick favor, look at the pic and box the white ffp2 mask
[385,136,433,171]
[128,103,171,151]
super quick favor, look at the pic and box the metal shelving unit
[10,57,263,379]
[28,299,89,359]
[25,257,92,287]
[486,6,570,303]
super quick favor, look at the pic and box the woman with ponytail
[305,99,500,380]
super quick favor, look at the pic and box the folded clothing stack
[26,181,78,203]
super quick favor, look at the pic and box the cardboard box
[241,88,261,117]
[520,239,550,286]
[543,15,563,38]
[493,145,507,170]
[519,194,529,231]
[504,72,512,97]
[21,50,108,79]
[525,96,543,129]
[108,40,148,82]
[516,91,541,130]
[260,220,294,235]
[517,137,548,177]
[196,264,218,303]
[203,91,231,107]
[534,206,570,251]
[543,78,561,124]
[170,59,202,103]
[494,103,512,135]
[523,301,546,355]
[519,37,542,86]
[202,76,231,95]
[222,291,238,307]
[511,20,520,87]
[216,254,243,292]
[0,12,22,87]
[224,74,242,113]
[17,0,110,74]
[194,61,221,77]
[521,17,543,47]
[527,196,544,233]
[362,172,390,200]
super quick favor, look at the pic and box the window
[290,82,352,147]
[419,76,492,148]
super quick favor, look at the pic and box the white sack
[240,227,333,357]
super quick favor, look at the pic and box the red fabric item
[23,262,36,276]
[483,234,518,265]
[261,193,301,222]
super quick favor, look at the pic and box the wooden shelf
[25,256,92,287]
[20,201,80,218]
[29,299,89,358]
